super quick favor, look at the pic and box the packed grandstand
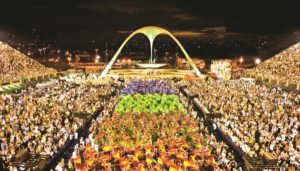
[0,41,299,171]
[0,41,56,83]
[242,42,300,84]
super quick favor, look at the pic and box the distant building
[210,59,232,80]
[75,53,91,63]
[177,57,205,69]
[66,53,105,71]
[192,58,206,69]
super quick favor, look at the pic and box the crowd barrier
[191,99,245,157]
[2,77,120,170]
[179,87,246,158]
[41,108,102,171]
[42,90,118,170]
[180,87,280,170]
[214,125,246,158]
[41,88,119,171]
[5,89,117,170]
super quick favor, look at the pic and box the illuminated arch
[101,26,201,77]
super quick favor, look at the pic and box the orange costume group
[71,112,223,170]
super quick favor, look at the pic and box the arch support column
[101,26,201,77]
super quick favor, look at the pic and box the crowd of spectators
[243,42,300,84]
[0,41,56,83]
[0,80,115,170]
[54,95,118,171]
[183,79,300,169]
[1,44,299,170]
[179,91,245,170]
[53,79,244,171]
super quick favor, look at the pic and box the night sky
[0,0,299,34]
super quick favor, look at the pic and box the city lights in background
[115,58,132,64]
[255,57,261,65]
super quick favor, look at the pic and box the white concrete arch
[101,26,201,77]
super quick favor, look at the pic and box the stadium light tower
[95,54,101,63]
[42,47,47,61]
[239,56,244,68]
[95,48,99,56]
[239,56,244,63]
[67,54,72,63]
[38,48,42,58]
[105,43,109,62]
